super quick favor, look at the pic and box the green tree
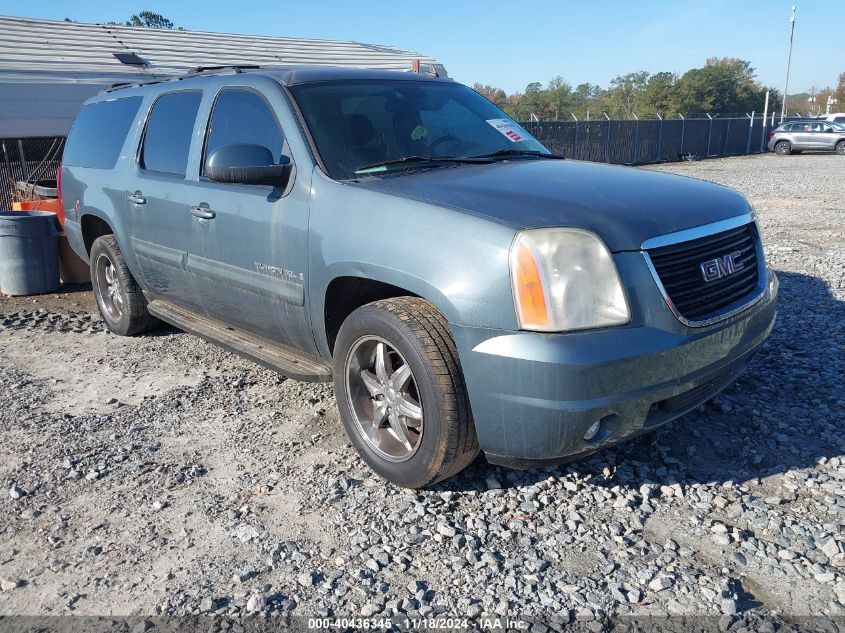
[126,11,178,29]
[640,71,677,117]
[519,82,545,120]
[674,58,767,115]
[472,83,508,109]
[603,71,649,118]
[835,72,845,105]
[544,76,575,120]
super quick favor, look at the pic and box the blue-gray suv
[61,66,778,488]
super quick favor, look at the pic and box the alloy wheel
[344,335,424,462]
[94,254,123,321]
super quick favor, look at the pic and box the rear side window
[202,89,285,175]
[834,116,845,123]
[63,97,142,169]
[140,91,202,177]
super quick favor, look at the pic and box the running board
[146,299,332,382]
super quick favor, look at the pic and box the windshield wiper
[473,149,565,160]
[354,155,493,175]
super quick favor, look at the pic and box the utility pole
[780,5,797,122]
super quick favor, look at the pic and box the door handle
[190,205,216,220]
[128,192,146,205]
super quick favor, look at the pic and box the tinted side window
[64,97,142,169]
[141,91,202,177]
[834,116,845,123]
[203,89,284,174]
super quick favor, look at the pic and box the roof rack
[185,65,262,76]
[103,77,167,92]
[103,65,264,93]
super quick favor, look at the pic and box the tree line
[475,59,845,121]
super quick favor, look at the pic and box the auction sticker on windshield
[486,118,526,142]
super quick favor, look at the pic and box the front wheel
[836,140,845,155]
[774,141,791,155]
[333,297,479,488]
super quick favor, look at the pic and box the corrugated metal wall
[0,15,441,137]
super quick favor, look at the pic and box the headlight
[510,228,630,332]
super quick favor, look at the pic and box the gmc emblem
[700,251,744,282]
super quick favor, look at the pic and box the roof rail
[185,65,262,76]
[103,77,168,92]
[102,65,263,93]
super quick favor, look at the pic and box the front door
[184,87,316,354]
[817,124,838,150]
[127,89,204,310]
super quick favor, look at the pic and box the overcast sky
[4,0,840,95]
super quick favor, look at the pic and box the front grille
[647,223,760,322]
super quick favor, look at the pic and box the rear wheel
[90,235,159,336]
[836,140,845,155]
[774,141,791,155]
[333,297,479,488]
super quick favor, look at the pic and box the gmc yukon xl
[62,66,778,488]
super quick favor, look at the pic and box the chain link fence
[0,137,64,210]
[520,114,782,164]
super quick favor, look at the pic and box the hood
[352,159,751,251]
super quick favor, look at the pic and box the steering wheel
[427,134,461,153]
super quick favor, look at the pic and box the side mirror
[205,143,291,188]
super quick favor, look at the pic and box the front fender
[308,169,519,358]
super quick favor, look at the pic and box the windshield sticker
[486,119,525,142]
[411,125,427,141]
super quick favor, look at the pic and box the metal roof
[0,15,442,137]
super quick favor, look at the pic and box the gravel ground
[0,153,843,631]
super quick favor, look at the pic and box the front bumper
[451,269,778,468]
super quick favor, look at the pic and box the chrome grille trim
[642,213,767,328]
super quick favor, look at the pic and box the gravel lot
[1,153,843,630]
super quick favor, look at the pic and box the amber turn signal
[513,239,549,328]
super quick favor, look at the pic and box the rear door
[183,85,317,353]
[791,122,814,148]
[127,90,204,310]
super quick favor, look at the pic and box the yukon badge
[700,251,744,282]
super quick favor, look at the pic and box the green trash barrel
[0,210,62,296]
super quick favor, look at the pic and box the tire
[90,235,159,336]
[836,141,845,156]
[333,297,479,488]
[774,141,791,155]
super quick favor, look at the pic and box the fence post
[571,113,578,159]
[760,91,770,151]
[745,111,754,154]
[632,113,639,164]
[603,112,611,163]
[656,113,663,161]
[724,118,731,155]
[679,113,685,157]
[17,140,29,181]
[706,113,713,156]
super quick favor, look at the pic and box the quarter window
[203,89,285,175]
[140,91,202,177]
[64,97,142,169]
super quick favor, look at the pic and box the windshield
[289,79,550,179]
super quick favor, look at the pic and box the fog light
[583,420,601,441]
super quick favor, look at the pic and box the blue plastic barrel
[0,210,62,296]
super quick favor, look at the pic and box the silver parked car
[768,120,845,155]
